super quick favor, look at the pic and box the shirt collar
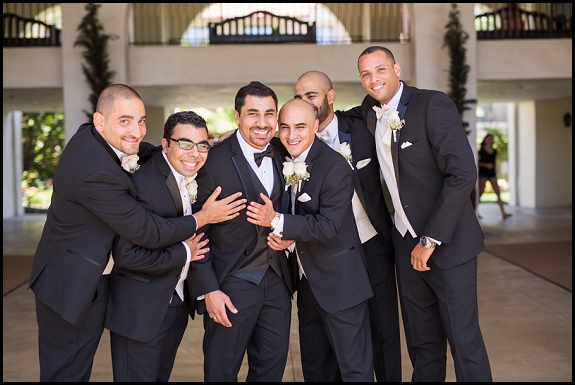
[162,151,187,186]
[382,82,404,111]
[236,130,272,165]
[316,114,339,143]
[109,143,127,163]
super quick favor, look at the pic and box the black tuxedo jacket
[334,115,395,283]
[346,83,484,268]
[29,123,198,327]
[281,138,373,314]
[188,134,294,305]
[105,151,195,342]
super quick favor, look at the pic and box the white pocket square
[401,141,413,149]
[356,158,371,169]
[297,193,312,202]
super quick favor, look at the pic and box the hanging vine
[74,3,117,120]
[443,3,476,135]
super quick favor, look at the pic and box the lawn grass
[479,191,510,203]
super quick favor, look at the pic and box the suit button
[245,249,250,255]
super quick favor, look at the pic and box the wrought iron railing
[3,3,572,48]
[3,3,61,46]
[475,3,572,39]
[129,3,407,46]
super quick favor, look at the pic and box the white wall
[535,97,572,207]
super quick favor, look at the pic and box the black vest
[232,159,284,284]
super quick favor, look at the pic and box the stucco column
[3,111,24,218]
[61,4,129,142]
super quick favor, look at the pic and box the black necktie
[254,145,274,167]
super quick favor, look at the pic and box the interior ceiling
[3,78,572,113]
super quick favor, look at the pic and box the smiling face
[358,49,402,105]
[294,71,335,130]
[235,95,277,150]
[161,123,209,177]
[93,96,146,155]
[278,99,318,158]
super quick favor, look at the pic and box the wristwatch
[270,212,281,230]
[213,135,220,146]
[419,235,436,249]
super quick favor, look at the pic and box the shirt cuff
[273,214,285,236]
[181,240,192,263]
[429,237,442,246]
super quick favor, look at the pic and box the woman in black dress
[478,133,512,219]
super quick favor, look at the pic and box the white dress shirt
[373,83,417,239]
[273,145,311,278]
[162,152,194,301]
[316,115,377,244]
[237,131,274,196]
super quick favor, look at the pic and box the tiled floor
[3,203,572,382]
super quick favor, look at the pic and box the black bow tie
[254,145,275,167]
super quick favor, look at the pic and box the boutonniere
[336,142,354,169]
[182,175,198,204]
[121,154,140,174]
[186,179,198,204]
[387,110,405,142]
[282,157,310,192]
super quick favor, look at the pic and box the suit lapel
[393,96,409,184]
[339,130,368,213]
[301,140,319,194]
[157,153,184,216]
[272,148,290,214]
[229,135,258,204]
[367,108,377,137]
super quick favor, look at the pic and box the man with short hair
[345,46,492,382]
[189,81,294,382]
[29,84,245,382]
[106,110,235,381]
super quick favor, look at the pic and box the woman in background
[477,133,512,219]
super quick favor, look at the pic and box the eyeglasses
[168,137,211,152]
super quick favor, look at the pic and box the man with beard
[188,81,295,381]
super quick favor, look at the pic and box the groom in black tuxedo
[247,99,374,382]
[188,81,294,382]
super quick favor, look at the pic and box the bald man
[29,84,245,382]
[295,71,401,382]
[247,99,374,381]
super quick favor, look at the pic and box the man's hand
[184,232,208,262]
[193,186,247,229]
[411,244,434,271]
[268,232,294,251]
[246,193,276,227]
[205,290,238,328]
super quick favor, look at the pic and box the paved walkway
[3,203,572,382]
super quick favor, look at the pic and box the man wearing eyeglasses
[105,110,241,382]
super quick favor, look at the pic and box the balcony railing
[130,3,406,46]
[3,3,572,48]
[475,3,572,39]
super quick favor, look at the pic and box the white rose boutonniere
[282,157,310,192]
[336,142,354,169]
[387,110,405,142]
[121,154,140,174]
[186,179,198,204]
